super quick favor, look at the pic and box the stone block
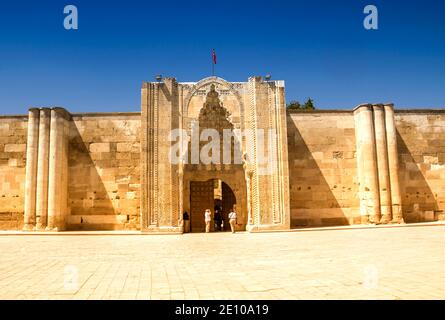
[423,211,435,222]
[116,143,133,152]
[4,144,26,153]
[90,143,110,153]
[116,153,131,160]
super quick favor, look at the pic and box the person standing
[228,208,237,233]
[204,209,212,233]
[214,208,222,231]
[220,210,225,231]
[183,211,190,233]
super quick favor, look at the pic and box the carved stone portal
[141,76,290,233]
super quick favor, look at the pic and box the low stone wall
[0,116,28,230]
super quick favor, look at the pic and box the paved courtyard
[0,225,445,300]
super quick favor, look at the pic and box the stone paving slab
[1,226,445,300]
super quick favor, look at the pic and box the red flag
[212,49,217,65]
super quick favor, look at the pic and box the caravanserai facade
[1,76,444,232]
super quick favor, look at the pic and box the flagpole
[212,49,216,77]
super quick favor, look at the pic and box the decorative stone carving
[141,76,291,233]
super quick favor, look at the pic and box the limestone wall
[67,113,141,230]
[287,111,360,227]
[0,112,141,231]
[396,111,445,223]
[2,107,445,231]
[0,116,28,230]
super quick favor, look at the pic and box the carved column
[384,104,404,223]
[46,108,69,231]
[373,104,392,224]
[177,85,184,231]
[245,78,260,227]
[243,153,253,226]
[354,105,381,224]
[140,83,150,230]
[354,109,367,223]
[23,108,40,231]
[178,159,184,232]
[35,108,51,230]
[246,170,253,225]
[276,82,291,229]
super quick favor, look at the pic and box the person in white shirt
[228,208,237,233]
[204,209,212,233]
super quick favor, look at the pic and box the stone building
[0,76,444,232]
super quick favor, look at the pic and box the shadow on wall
[67,122,117,230]
[287,117,346,228]
[397,131,439,223]
[0,117,27,230]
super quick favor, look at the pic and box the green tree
[287,100,302,110]
[303,98,315,110]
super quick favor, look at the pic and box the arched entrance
[182,80,248,232]
[189,179,238,233]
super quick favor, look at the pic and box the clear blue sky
[0,0,444,114]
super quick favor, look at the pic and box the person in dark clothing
[220,210,226,231]
[183,211,190,233]
[214,208,222,231]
